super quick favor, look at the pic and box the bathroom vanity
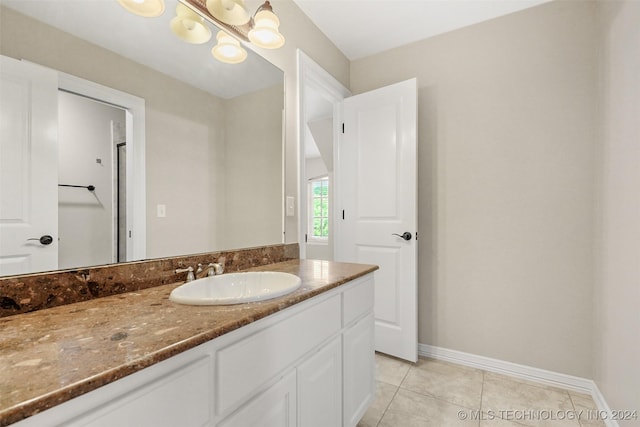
[1,260,377,427]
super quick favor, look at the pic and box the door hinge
[128,230,132,238]
[342,123,344,134]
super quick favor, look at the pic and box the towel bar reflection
[58,184,96,192]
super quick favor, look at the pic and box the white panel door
[337,78,418,362]
[0,56,59,275]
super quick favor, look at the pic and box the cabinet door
[216,295,341,415]
[297,337,342,427]
[218,370,296,427]
[343,313,375,427]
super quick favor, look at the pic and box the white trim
[296,50,350,260]
[57,72,146,262]
[418,343,619,426]
[590,383,620,427]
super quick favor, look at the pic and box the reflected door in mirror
[0,57,59,276]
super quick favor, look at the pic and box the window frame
[307,176,329,244]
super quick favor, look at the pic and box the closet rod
[58,184,95,192]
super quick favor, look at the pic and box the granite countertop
[0,259,377,426]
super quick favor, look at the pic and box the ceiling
[292,0,553,60]
[1,0,553,98]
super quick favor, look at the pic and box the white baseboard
[418,343,619,427]
[590,382,620,427]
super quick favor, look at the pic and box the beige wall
[351,1,598,377]
[594,0,640,420]
[221,84,284,249]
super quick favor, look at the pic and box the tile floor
[358,353,605,427]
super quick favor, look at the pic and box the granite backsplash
[0,243,299,318]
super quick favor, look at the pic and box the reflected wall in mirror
[0,0,285,276]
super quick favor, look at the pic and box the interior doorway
[58,70,146,266]
[297,50,351,260]
[57,90,126,269]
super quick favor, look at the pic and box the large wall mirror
[0,0,285,276]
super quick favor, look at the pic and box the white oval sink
[169,271,302,305]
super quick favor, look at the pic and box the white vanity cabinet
[342,273,377,427]
[297,336,343,427]
[13,273,375,427]
[217,370,297,427]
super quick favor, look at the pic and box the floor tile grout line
[396,362,486,412]
[375,383,401,427]
[568,392,587,427]
[374,363,411,426]
[397,382,484,413]
[398,363,412,387]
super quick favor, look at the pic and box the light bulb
[117,0,165,17]
[248,4,284,49]
[170,4,212,44]
[211,31,247,64]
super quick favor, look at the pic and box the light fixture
[211,31,248,64]
[117,0,165,17]
[120,0,286,65]
[205,0,250,26]
[248,1,285,49]
[170,4,212,44]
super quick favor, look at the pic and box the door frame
[296,50,350,259]
[58,71,146,261]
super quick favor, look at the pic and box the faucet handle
[175,266,195,282]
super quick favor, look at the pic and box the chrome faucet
[175,266,195,282]
[211,262,224,275]
[197,262,224,277]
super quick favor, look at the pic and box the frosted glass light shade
[117,0,165,17]
[205,0,250,26]
[211,31,247,64]
[170,4,212,44]
[248,6,284,49]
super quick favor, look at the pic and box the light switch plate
[286,196,295,216]
[157,204,166,218]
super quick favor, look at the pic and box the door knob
[27,235,53,245]
[392,232,412,241]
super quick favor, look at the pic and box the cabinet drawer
[216,294,341,415]
[67,355,213,427]
[343,275,374,327]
